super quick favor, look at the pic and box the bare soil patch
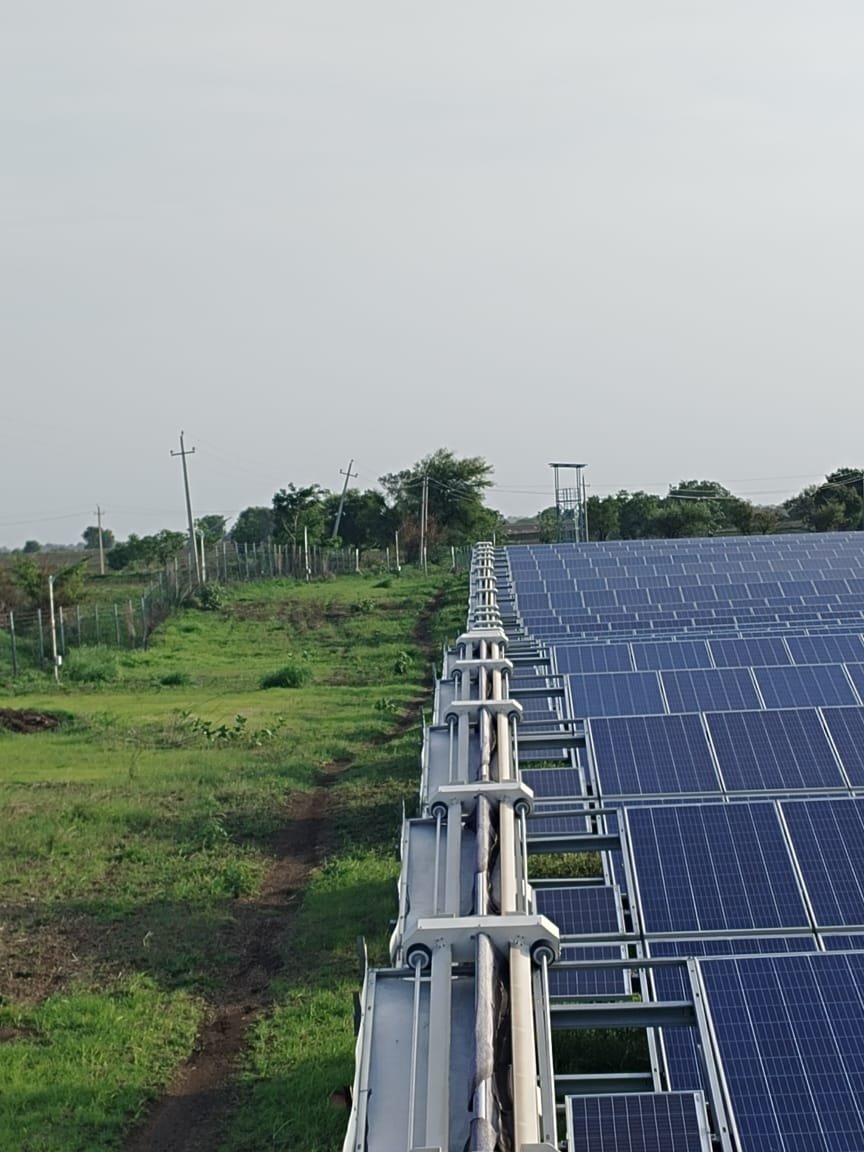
[0,710,64,734]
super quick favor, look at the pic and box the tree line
[563,469,864,540]
[9,460,864,586]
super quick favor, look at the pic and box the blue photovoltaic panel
[649,937,817,959]
[553,643,633,674]
[526,810,591,837]
[787,634,864,664]
[589,714,721,796]
[548,945,630,999]
[820,706,864,786]
[753,663,859,708]
[534,885,621,935]
[708,636,792,667]
[700,953,864,1152]
[660,667,762,713]
[706,709,845,791]
[822,934,864,950]
[520,767,581,799]
[568,672,666,718]
[566,1093,709,1152]
[631,640,712,670]
[627,803,809,933]
[842,662,864,702]
[781,798,864,927]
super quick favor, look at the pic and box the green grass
[0,977,200,1152]
[0,570,466,1151]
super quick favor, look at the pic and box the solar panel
[548,945,630,999]
[534,885,622,935]
[553,643,633,674]
[781,798,864,928]
[842,661,864,702]
[708,636,791,667]
[630,640,712,670]
[822,934,864,951]
[526,811,591,836]
[649,936,817,959]
[705,709,845,792]
[627,803,809,933]
[520,767,582,799]
[589,714,721,797]
[820,706,864,786]
[787,634,864,664]
[565,1093,710,1152]
[700,953,864,1152]
[660,667,762,713]
[568,672,666,718]
[753,663,859,708]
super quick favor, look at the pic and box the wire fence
[0,539,470,678]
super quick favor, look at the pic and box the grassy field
[0,569,466,1152]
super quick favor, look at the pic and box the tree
[105,530,187,571]
[785,468,864,532]
[324,488,396,549]
[379,449,497,552]
[231,506,274,547]
[272,485,328,548]
[12,555,86,609]
[586,496,621,541]
[196,515,227,546]
[82,525,115,551]
[22,540,41,553]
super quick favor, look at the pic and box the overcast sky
[2,2,863,547]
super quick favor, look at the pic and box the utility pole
[331,458,358,541]
[170,431,200,583]
[95,505,106,575]
[420,473,429,574]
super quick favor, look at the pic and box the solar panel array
[506,533,864,1151]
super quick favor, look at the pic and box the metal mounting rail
[343,544,559,1152]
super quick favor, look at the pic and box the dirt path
[124,785,335,1152]
[124,587,450,1151]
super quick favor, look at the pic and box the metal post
[58,606,66,657]
[37,608,45,665]
[9,611,17,677]
[48,576,59,683]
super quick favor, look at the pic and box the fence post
[114,603,121,644]
[140,597,148,649]
[94,604,101,645]
[127,600,136,647]
[37,608,45,665]
[58,606,66,656]
[76,604,82,646]
[9,611,17,677]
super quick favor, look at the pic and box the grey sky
[2,2,862,547]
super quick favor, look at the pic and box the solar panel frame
[588,714,722,797]
[699,952,864,1152]
[819,706,864,786]
[626,802,810,934]
[780,797,864,928]
[534,884,623,935]
[705,708,846,792]
[567,671,667,718]
[753,663,860,708]
[565,1092,711,1152]
[660,667,762,714]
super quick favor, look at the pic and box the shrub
[259,663,310,690]
[197,583,226,611]
[64,646,119,684]
[159,671,190,687]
